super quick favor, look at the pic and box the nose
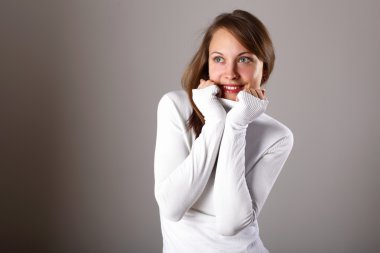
[224,62,239,80]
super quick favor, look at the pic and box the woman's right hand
[192,79,226,121]
[196,79,221,91]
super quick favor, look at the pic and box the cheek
[240,66,262,80]
[208,63,223,79]
[254,63,264,78]
[253,68,263,79]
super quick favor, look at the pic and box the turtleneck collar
[217,97,237,112]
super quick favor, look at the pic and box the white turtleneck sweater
[154,85,294,253]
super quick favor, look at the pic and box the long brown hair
[181,9,275,137]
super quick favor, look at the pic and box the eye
[213,56,224,63]
[239,56,252,63]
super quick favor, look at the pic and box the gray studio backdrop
[1,0,379,252]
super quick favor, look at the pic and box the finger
[261,89,266,97]
[255,89,265,99]
[205,80,215,87]
[199,80,215,89]
[198,79,206,88]
[246,87,258,98]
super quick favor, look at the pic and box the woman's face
[208,28,264,101]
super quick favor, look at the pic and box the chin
[222,93,238,101]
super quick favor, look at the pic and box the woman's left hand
[226,88,269,127]
[241,87,266,100]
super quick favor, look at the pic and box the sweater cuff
[192,85,222,110]
[237,90,269,118]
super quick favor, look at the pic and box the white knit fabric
[154,87,293,253]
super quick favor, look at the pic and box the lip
[220,84,244,94]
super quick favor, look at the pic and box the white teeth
[223,86,241,90]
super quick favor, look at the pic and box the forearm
[155,93,225,221]
[213,121,253,236]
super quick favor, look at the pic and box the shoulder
[260,114,293,138]
[157,89,192,122]
[158,89,188,105]
[157,89,190,111]
[249,113,294,149]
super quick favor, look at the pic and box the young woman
[154,9,293,253]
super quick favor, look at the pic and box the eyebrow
[210,51,252,56]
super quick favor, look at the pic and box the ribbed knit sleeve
[245,134,293,219]
[213,93,294,236]
[154,91,225,222]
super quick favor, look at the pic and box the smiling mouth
[220,84,245,93]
